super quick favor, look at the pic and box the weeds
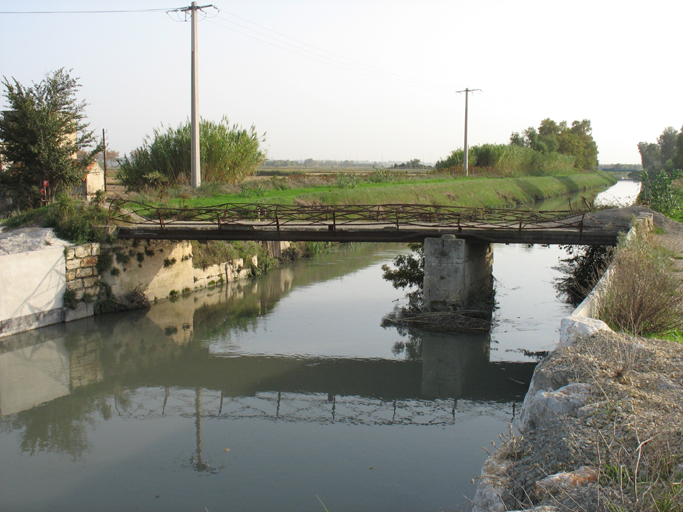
[595,230,683,336]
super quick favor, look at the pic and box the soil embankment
[471,209,683,512]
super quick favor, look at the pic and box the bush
[434,144,577,177]
[639,169,682,215]
[3,193,110,244]
[596,230,683,336]
[117,117,266,190]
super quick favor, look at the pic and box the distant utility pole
[176,2,213,188]
[456,88,481,176]
[102,129,107,192]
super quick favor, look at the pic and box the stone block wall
[65,243,101,300]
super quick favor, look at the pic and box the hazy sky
[1,0,681,165]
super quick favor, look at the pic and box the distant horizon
[2,0,680,166]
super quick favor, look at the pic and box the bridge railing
[109,199,591,233]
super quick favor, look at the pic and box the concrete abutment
[423,235,493,311]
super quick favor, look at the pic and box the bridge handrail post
[275,205,280,235]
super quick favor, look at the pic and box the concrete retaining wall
[423,235,493,310]
[0,247,66,337]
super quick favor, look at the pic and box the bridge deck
[110,201,636,245]
[116,223,622,245]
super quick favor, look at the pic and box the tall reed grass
[435,144,577,177]
[117,117,266,190]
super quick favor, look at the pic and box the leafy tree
[637,142,662,171]
[117,117,266,190]
[509,118,598,169]
[0,69,100,209]
[638,126,682,171]
[674,127,683,171]
[658,126,678,166]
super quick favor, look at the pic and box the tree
[674,127,683,171]
[509,118,597,169]
[638,126,683,171]
[0,69,100,209]
[117,117,266,190]
[637,142,662,171]
[658,126,678,166]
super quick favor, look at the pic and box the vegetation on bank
[124,171,616,211]
[594,228,683,337]
[117,117,267,190]
[435,118,599,175]
[0,69,102,210]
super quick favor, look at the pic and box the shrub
[117,117,266,190]
[639,169,682,215]
[596,230,683,336]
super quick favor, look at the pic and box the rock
[518,383,591,433]
[560,316,611,348]
[471,449,512,512]
[534,466,598,499]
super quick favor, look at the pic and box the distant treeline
[638,126,683,171]
[436,118,599,176]
[435,144,577,176]
[598,164,642,171]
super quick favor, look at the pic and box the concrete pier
[423,235,493,311]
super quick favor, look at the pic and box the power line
[215,11,452,92]
[0,8,173,14]
[206,17,452,93]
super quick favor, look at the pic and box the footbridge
[109,200,638,311]
[110,200,630,246]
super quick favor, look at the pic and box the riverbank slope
[471,209,683,512]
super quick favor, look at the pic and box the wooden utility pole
[102,129,107,192]
[177,2,213,188]
[456,88,481,177]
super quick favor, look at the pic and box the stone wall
[64,243,101,322]
[100,239,255,302]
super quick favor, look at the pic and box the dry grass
[595,230,683,337]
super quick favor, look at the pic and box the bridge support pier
[423,235,493,311]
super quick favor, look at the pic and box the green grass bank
[136,172,616,209]
[290,172,616,207]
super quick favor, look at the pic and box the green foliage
[335,172,360,188]
[117,117,266,190]
[381,243,424,305]
[96,249,114,274]
[435,143,576,176]
[0,69,101,209]
[509,118,598,170]
[3,194,109,244]
[638,126,683,172]
[555,245,615,306]
[639,169,682,215]
[63,288,78,309]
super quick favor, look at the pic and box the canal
[0,181,640,512]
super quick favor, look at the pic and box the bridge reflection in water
[0,274,534,465]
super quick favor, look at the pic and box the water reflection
[0,276,534,466]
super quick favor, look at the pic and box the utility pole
[456,88,481,176]
[102,129,107,193]
[177,2,213,188]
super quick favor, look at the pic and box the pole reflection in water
[0,240,568,512]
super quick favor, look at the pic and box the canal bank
[471,208,683,512]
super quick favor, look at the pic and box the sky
[1,0,681,165]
